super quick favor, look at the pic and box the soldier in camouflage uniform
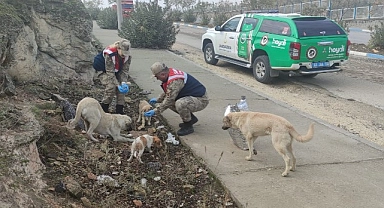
[145,62,209,136]
[97,39,132,114]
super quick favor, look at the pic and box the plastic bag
[224,98,248,150]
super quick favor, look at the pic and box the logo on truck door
[240,34,247,44]
[260,35,268,46]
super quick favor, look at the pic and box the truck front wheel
[204,43,219,65]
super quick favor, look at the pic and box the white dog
[128,134,162,163]
[136,100,153,130]
[67,97,133,142]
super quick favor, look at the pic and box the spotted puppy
[137,100,153,130]
[128,134,162,163]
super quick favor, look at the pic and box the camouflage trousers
[98,72,125,105]
[169,92,209,122]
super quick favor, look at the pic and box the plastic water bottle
[237,96,249,111]
[141,178,147,187]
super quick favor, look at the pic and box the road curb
[349,27,372,33]
[350,51,384,60]
[174,22,384,60]
[173,22,208,30]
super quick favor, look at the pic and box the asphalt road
[176,25,384,110]
[348,30,371,44]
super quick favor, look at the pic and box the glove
[144,110,155,117]
[149,98,157,105]
[118,82,129,94]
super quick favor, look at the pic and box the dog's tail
[67,101,83,129]
[290,122,315,143]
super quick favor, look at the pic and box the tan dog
[67,97,133,142]
[128,134,162,163]
[222,112,315,177]
[136,100,153,130]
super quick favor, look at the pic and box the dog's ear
[125,116,133,130]
[112,116,122,128]
[126,116,132,124]
[143,106,152,111]
[114,115,131,129]
[153,136,162,147]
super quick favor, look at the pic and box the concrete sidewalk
[93,23,384,208]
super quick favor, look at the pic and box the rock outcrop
[0,0,97,206]
[0,105,47,208]
[0,0,96,84]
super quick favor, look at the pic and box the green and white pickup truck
[201,11,350,84]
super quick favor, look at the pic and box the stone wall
[346,19,383,30]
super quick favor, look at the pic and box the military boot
[179,113,198,127]
[115,105,124,115]
[177,122,194,136]
[100,103,109,113]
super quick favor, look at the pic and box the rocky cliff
[0,0,96,207]
[0,0,95,84]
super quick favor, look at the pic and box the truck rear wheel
[204,43,219,65]
[253,55,273,84]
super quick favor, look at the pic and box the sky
[101,0,111,8]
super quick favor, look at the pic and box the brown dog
[222,112,314,177]
[137,100,153,130]
[127,134,162,163]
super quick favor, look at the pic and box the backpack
[93,51,106,72]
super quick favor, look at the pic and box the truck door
[216,17,241,59]
[238,17,259,62]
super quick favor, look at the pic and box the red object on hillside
[112,0,134,17]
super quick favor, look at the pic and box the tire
[203,43,218,65]
[302,74,318,78]
[252,55,273,84]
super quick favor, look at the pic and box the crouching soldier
[145,62,209,136]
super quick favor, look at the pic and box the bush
[368,22,384,50]
[118,2,179,49]
[201,13,210,26]
[336,20,349,33]
[300,5,326,16]
[213,13,229,26]
[183,9,196,23]
[167,10,182,22]
[96,7,118,29]
[86,7,101,20]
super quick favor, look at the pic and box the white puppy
[128,134,162,163]
[67,97,133,142]
[136,100,153,130]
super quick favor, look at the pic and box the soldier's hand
[144,110,155,117]
[149,98,157,105]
